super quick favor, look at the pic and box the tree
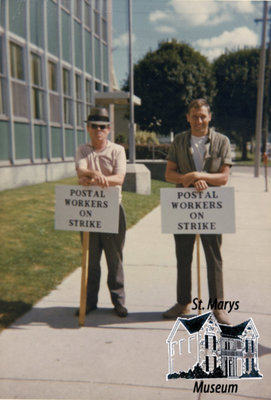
[212,48,260,160]
[123,40,216,136]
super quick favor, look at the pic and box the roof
[220,319,258,338]
[180,312,212,334]
[166,313,259,343]
[166,312,213,343]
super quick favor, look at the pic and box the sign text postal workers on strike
[160,187,235,234]
[55,185,120,233]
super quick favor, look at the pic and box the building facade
[0,0,112,190]
[166,312,261,379]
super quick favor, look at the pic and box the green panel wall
[14,123,30,160]
[30,0,43,47]
[65,129,74,157]
[0,121,9,161]
[74,21,82,69]
[34,125,47,159]
[51,127,62,158]
[47,0,59,57]
[84,30,92,74]
[9,0,26,39]
[61,10,71,63]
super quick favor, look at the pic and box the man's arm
[76,167,125,188]
[165,161,197,187]
[165,161,230,190]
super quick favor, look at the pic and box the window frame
[30,52,44,121]
[62,66,72,126]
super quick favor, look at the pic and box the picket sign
[160,187,236,315]
[55,185,120,326]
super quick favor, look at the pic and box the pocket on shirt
[204,157,222,172]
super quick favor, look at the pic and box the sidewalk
[0,167,270,400]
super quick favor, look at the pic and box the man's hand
[78,174,109,188]
[78,176,94,186]
[92,174,109,188]
[182,171,200,187]
[193,179,208,192]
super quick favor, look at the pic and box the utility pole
[128,0,136,163]
[254,1,269,177]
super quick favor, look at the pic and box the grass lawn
[0,177,172,331]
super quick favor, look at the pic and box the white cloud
[169,0,222,26]
[149,9,170,23]
[166,0,257,27]
[195,26,259,60]
[113,33,136,48]
[154,25,177,34]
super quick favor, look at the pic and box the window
[10,42,24,80]
[102,18,107,42]
[31,53,44,120]
[75,74,83,127]
[61,0,71,12]
[205,335,208,349]
[85,78,92,117]
[0,36,6,115]
[10,42,28,118]
[62,67,72,125]
[48,61,57,92]
[95,81,101,92]
[94,10,99,35]
[205,356,209,372]
[48,60,60,123]
[102,0,107,17]
[213,336,216,350]
[84,0,91,29]
[73,0,81,20]
[246,358,249,372]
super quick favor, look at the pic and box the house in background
[0,0,114,190]
[166,312,261,379]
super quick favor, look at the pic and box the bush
[135,144,170,160]
[135,131,159,145]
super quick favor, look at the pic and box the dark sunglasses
[89,123,109,130]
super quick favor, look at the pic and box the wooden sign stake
[79,231,89,326]
[196,234,201,315]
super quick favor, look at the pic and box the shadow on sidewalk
[9,306,173,331]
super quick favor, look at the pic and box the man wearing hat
[75,107,128,317]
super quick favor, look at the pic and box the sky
[112,0,265,88]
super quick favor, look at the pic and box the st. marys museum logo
[166,312,262,384]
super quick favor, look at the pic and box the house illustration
[166,312,262,379]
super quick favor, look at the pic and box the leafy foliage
[213,48,260,159]
[167,363,225,380]
[123,40,216,135]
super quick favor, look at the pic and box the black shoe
[75,305,97,316]
[114,304,128,318]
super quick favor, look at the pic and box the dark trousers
[173,234,224,304]
[86,204,126,308]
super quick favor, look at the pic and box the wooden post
[196,234,201,315]
[79,231,89,326]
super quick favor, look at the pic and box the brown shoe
[213,310,231,325]
[163,303,190,319]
